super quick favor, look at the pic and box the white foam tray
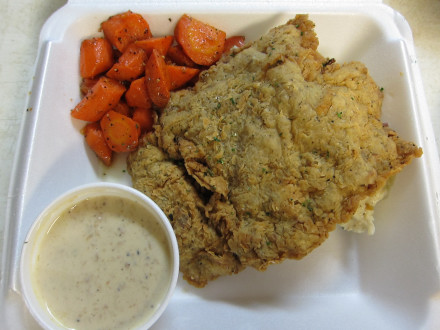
[2,1,440,329]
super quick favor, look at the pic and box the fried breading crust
[128,15,422,287]
[128,133,244,286]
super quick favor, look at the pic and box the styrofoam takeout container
[1,0,440,329]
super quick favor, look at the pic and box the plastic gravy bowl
[20,182,179,330]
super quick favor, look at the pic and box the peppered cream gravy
[32,195,171,330]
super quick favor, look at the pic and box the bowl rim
[19,182,179,330]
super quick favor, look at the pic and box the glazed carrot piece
[174,14,226,66]
[166,65,200,91]
[80,37,114,78]
[223,36,245,54]
[84,122,113,166]
[100,110,139,152]
[71,77,126,122]
[106,44,148,81]
[135,36,174,57]
[80,77,99,95]
[112,101,131,117]
[132,107,155,133]
[166,44,198,67]
[125,77,152,109]
[101,11,152,52]
[145,49,170,108]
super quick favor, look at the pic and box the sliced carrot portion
[125,77,152,109]
[84,122,113,166]
[112,101,131,117]
[135,36,174,57]
[223,36,245,54]
[166,65,200,91]
[101,10,152,52]
[174,14,226,66]
[80,37,114,78]
[100,110,139,152]
[132,107,155,133]
[80,77,99,95]
[145,49,170,108]
[106,44,147,81]
[166,44,198,67]
[71,77,126,122]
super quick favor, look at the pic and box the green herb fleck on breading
[204,169,214,177]
[302,199,313,212]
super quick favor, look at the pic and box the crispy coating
[127,133,244,287]
[127,15,422,287]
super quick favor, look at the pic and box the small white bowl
[20,182,179,330]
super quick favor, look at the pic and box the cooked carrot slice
[71,77,126,122]
[106,44,147,81]
[84,122,113,166]
[132,107,154,133]
[145,49,170,108]
[166,44,198,67]
[112,101,131,117]
[100,110,139,152]
[80,77,99,95]
[125,77,152,109]
[166,65,200,90]
[80,37,114,78]
[135,36,174,57]
[223,36,245,54]
[174,14,226,66]
[101,10,152,52]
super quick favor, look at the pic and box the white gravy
[32,195,171,330]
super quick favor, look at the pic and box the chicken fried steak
[127,15,422,287]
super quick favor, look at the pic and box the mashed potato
[341,179,391,235]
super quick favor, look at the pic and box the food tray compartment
[1,1,440,329]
